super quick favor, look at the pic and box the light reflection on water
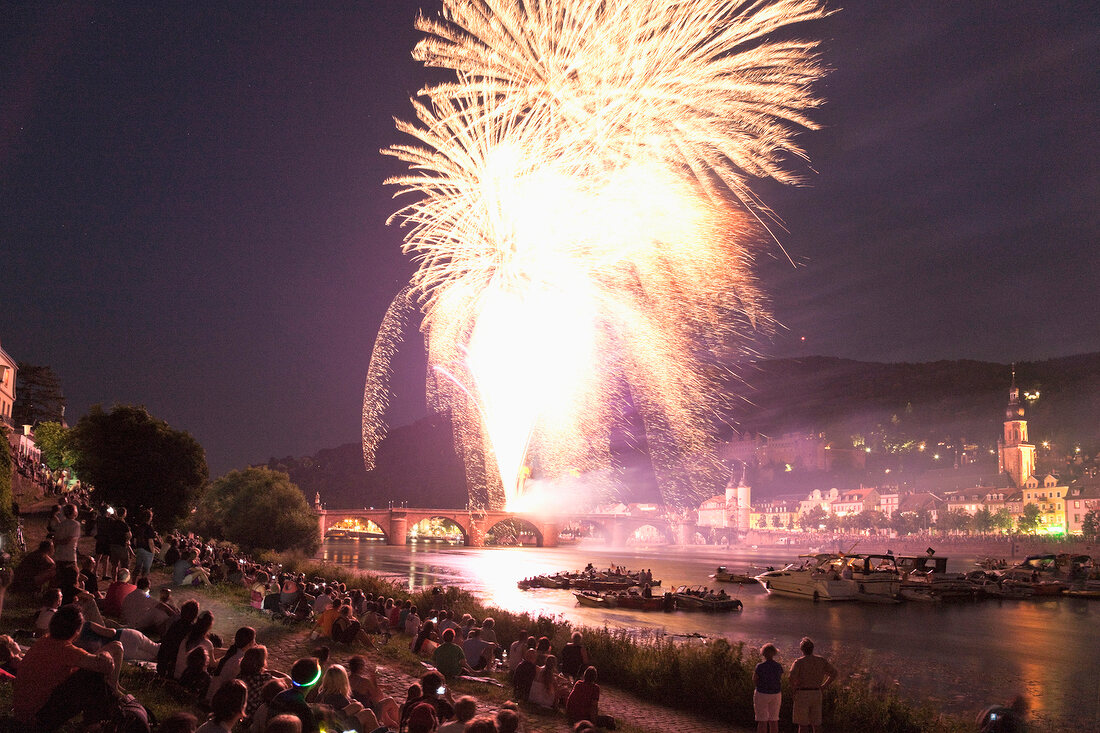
[320,539,1100,731]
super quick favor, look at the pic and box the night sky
[2,2,1097,477]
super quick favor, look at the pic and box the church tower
[724,460,752,534]
[997,366,1035,487]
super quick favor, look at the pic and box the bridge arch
[483,517,545,547]
[407,515,469,545]
[626,523,676,545]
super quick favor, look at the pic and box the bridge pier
[539,521,559,548]
[465,516,485,547]
[387,513,408,546]
[610,518,629,547]
[673,522,695,546]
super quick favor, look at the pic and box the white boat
[756,553,902,602]
[897,553,977,602]
[754,554,858,602]
[843,554,903,600]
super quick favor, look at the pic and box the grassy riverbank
[278,556,968,733]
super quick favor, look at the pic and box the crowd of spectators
[2,492,620,733]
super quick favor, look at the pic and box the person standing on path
[54,504,81,570]
[788,637,837,733]
[752,643,783,733]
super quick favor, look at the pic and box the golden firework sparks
[365,0,832,510]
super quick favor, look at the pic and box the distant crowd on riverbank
[2,496,625,733]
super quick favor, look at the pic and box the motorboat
[672,586,743,612]
[897,553,978,601]
[754,554,858,602]
[573,590,614,608]
[711,566,758,584]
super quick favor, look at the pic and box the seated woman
[411,619,439,655]
[175,610,216,679]
[237,645,288,719]
[317,663,354,709]
[179,646,213,699]
[250,572,269,610]
[207,626,255,703]
[348,655,400,729]
[528,654,568,709]
[566,666,615,729]
[198,679,247,733]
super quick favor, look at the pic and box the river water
[319,539,1099,731]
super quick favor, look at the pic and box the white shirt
[55,518,81,563]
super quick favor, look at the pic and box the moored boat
[754,554,857,602]
[573,590,614,608]
[711,566,758,584]
[673,585,743,612]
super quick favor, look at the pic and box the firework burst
[365,0,832,510]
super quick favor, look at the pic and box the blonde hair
[318,663,351,699]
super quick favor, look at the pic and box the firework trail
[365,0,831,510]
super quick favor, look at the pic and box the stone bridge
[317,507,701,548]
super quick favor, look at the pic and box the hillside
[268,353,1100,508]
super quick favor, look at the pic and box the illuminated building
[0,338,15,429]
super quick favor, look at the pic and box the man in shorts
[789,637,837,733]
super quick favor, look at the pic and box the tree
[770,514,782,528]
[191,467,319,554]
[973,507,994,534]
[799,506,826,531]
[1082,510,1100,540]
[0,429,17,536]
[12,364,65,427]
[32,421,76,470]
[70,405,207,528]
[937,509,972,534]
[757,515,767,529]
[1017,504,1041,534]
[992,508,1014,533]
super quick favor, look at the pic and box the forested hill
[724,352,1100,448]
[267,353,1100,509]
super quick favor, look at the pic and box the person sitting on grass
[208,626,256,703]
[348,654,400,729]
[180,646,213,698]
[496,706,522,733]
[566,666,615,730]
[13,604,123,730]
[101,567,138,618]
[431,627,471,680]
[249,677,290,733]
[464,715,499,733]
[198,678,248,733]
[412,619,439,655]
[528,654,568,709]
[13,540,56,594]
[399,671,455,729]
[462,627,497,671]
[438,695,476,733]
[32,587,63,637]
[268,657,324,733]
[158,598,199,678]
[176,610,217,678]
[238,645,289,719]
